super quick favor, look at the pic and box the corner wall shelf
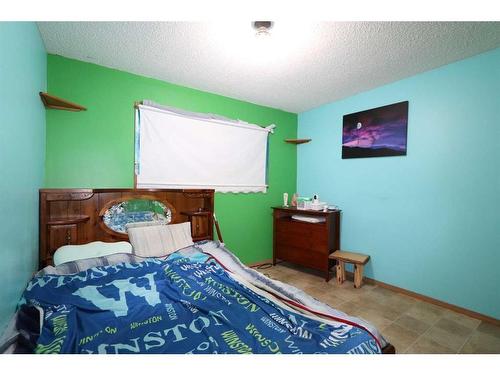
[284,139,311,144]
[39,92,86,112]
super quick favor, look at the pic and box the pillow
[53,241,133,266]
[126,222,194,257]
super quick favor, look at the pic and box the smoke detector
[252,21,274,37]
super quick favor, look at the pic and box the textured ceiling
[38,22,500,113]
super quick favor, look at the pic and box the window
[135,102,274,193]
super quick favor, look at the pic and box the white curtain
[135,102,274,193]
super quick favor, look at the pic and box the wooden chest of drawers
[272,207,341,281]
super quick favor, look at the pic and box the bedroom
[0,0,499,368]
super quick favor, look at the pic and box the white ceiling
[38,22,500,113]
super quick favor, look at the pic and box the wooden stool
[329,250,370,288]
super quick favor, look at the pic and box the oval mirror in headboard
[99,196,175,238]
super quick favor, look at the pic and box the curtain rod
[136,101,275,134]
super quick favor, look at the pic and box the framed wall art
[342,101,409,159]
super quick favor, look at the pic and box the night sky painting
[342,101,408,159]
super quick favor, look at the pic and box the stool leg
[336,261,345,285]
[354,264,364,288]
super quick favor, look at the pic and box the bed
[0,189,395,354]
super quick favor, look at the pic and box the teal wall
[0,23,46,333]
[298,48,500,319]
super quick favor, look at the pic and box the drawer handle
[66,230,72,244]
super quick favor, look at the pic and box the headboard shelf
[39,188,215,268]
[180,210,212,216]
[193,236,211,242]
[47,215,90,225]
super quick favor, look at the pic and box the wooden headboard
[39,188,215,268]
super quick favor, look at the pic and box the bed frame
[382,344,396,354]
[38,187,396,354]
[39,188,215,268]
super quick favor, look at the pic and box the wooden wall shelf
[39,92,86,112]
[284,139,311,144]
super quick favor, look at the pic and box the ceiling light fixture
[252,21,273,38]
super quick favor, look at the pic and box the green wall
[45,54,297,264]
[0,22,46,332]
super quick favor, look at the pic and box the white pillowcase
[126,222,194,257]
[53,241,133,266]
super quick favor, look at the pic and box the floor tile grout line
[380,317,413,354]
[265,266,497,354]
[383,309,477,353]
[405,318,444,354]
[455,329,476,354]
[394,311,431,353]
[426,315,479,354]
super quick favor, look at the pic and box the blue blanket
[20,253,381,354]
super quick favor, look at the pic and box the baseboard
[245,259,500,326]
[246,259,273,268]
[345,271,500,327]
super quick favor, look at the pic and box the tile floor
[257,262,500,354]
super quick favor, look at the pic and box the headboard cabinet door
[47,224,77,264]
[191,215,209,240]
